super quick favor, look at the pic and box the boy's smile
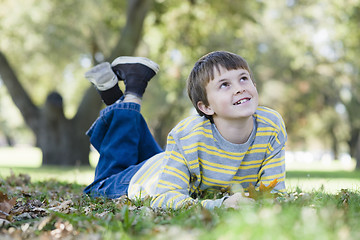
[233,97,251,105]
[198,67,259,123]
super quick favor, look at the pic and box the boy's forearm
[150,191,194,209]
[258,146,286,192]
[150,192,228,210]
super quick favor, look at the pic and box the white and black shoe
[111,56,159,98]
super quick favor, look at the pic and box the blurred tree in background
[0,0,151,165]
[0,0,359,169]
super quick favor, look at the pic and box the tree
[241,0,360,169]
[3,0,357,169]
[0,0,153,165]
[335,1,360,169]
[140,0,264,146]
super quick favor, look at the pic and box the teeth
[234,98,249,105]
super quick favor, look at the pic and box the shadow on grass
[287,170,360,179]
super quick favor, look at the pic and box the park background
[1,0,360,193]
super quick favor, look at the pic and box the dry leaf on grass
[0,192,17,220]
[246,179,279,200]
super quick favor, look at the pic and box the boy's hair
[187,51,254,118]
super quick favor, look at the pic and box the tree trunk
[109,0,152,60]
[329,124,339,161]
[348,128,360,170]
[5,134,14,146]
[355,133,360,170]
[38,120,91,166]
[36,92,92,166]
[152,80,187,147]
[0,0,153,166]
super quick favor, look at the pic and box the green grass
[1,167,360,193]
[0,147,42,167]
[1,174,360,239]
[1,146,360,191]
[286,170,360,193]
[0,147,97,185]
[0,166,94,185]
[1,147,360,239]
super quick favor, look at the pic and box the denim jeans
[83,101,163,198]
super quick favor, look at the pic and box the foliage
[0,173,359,239]
[1,0,360,163]
[246,179,279,200]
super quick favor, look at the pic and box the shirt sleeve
[257,117,287,193]
[150,133,226,209]
[150,133,194,209]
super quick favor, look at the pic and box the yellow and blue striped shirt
[128,106,287,209]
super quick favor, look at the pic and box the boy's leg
[84,57,161,198]
[84,102,163,198]
[85,62,123,105]
[85,57,159,106]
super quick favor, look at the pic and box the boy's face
[197,66,258,122]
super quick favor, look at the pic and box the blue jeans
[83,101,163,198]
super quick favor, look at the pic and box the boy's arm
[149,141,193,209]
[257,123,287,193]
[150,135,226,210]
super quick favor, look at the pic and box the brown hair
[187,51,254,118]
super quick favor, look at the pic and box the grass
[1,146,359,192]
[1,174,360,239]
[0,166,94,185]
[1,147,360,239]
[1,167,360,193]
[0,147,96,185]
[286,171,360,193]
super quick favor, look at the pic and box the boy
[84,51,287,209]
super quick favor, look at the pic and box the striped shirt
[128,106,287,209]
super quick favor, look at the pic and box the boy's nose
[234,84,245,94]
[235,89,245,95]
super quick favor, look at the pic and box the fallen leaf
[0,218,11,227]
[48,200,77,214]
[259,178,278,192]
[245,179,278,200]
[337,189,351,210]
[6,171,31,186]
[0,192,17,220]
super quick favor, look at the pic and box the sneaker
[85,62,118,91]
[111,56,159,98]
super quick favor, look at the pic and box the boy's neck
[213,116,254,144]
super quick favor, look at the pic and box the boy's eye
[220,82,230,88]
[240,77,248,81]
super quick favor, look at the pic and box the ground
[0,170,360,240]
[0,148,360,239]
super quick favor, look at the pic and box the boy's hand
[223,192,255,209]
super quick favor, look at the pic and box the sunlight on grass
[286,178,360,193]
[0,147,95,185]
[0,147,42,167]
[287,159,356,171]
[0,167,94,185]
[1,147,359,193]
[0,146,99,168]
[286,158,360,193]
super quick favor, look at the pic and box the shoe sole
[84,62,109,77]
[111,56,160,74]
[84,62,118,91]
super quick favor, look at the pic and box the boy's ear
[197,101,214,116]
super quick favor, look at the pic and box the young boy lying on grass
[83,51,287,209]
